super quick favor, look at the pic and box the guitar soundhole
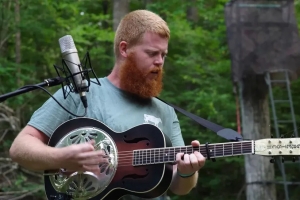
[67,177,96,194]
[99,163,112,175]
[106,167,110,175]
[69,131,98,144]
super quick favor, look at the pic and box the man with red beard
[9,10,206,200]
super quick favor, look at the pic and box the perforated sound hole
[69,131,98,144]
[50,126,118,199]
[67,177,96,193]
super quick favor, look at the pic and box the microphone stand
[0,77,65,103]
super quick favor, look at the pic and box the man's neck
[107,63,121,88]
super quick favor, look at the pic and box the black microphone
[58,35,88,108]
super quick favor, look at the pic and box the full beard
[119,54,163,99]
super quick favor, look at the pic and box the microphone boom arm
[0,77,65,103]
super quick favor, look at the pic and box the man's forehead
[141,32,169,45]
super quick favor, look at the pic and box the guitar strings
[115,143,252,158]
[105,141,253,155]
[111,144,253,167]
[116,148,253,167]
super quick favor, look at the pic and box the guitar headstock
[255,138,300,156]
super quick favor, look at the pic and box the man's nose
[154,55,164,66]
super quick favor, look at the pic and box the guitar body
[44,117,174,200]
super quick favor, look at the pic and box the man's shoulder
[152,97,173,110]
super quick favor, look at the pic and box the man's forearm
[169,166,199,195]
[9,134,61,171]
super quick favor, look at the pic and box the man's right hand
[57,140,108,176]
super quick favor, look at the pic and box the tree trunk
[239,74,276,200]
[15,0,21,120]
[0,1,12,55]
[113,0,129,31]
[186,0,198,23]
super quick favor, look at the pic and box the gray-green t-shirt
[28,77,185,200]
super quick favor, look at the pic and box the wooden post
[239,74,276,200]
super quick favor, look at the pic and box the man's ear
[119,41,128,58]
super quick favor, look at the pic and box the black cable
[19,85,87,117]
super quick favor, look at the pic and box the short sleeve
[170,109,185,147]
[27,88,80,137]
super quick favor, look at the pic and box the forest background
[0,0,300,200]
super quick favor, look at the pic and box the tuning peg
[281,157,285,163]
[271,134,274,138]
[270,157,275,163]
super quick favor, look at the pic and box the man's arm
[169,140,205,195]
[9,125,62,171]
[169,165,199,195]
[9,125,106,172]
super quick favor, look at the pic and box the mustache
[148,66,163,73]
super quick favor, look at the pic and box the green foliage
[0,0,300,199]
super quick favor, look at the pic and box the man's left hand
[176,140,206,176]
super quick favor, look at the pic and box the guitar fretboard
[133,141,253,166]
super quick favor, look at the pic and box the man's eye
[147,52,156,56]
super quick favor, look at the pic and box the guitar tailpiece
[205,142,216,162]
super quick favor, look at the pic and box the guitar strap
[156,97,243,141]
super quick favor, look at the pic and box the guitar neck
[133,141,253,166]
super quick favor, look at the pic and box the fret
[158,148,161,163]
[164,148,169,162]
[215,144,224,157]
[232,143,233,155]
[143,149,147,165]
[136,150,140,165]
[144,150,147,164]
[223,144,225,156]
[235,142,243,155]
[223,143,232,156]
[139,150,142,165]
[156,148,160,163]
[241,142,243,154]
[166,148,170,162]
[137,150,140,165]
[133,151,136,166]
[173,147,176,161]
[135,150,138,165]
[147,149,150,164]
[214,144,216,158]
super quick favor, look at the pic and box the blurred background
[0,0,300,199]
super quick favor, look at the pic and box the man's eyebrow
[145,49,168,54]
